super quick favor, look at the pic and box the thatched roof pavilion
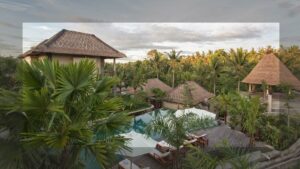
[21,29,125,74]
[141,78,173,97]
[242,53,300,91]
[164,81,214,108]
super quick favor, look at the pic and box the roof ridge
[44,29,66,47]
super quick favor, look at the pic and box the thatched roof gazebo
[141,78,173,97]
[242,53,300,92]
[21,29,125,75]
[163,81,214,109]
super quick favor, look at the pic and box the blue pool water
[128,108,170,140]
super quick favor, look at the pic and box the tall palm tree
[148,49,163,78]
[165,50,182,88]
[0,60,131,169]
[205,53,223,95]
[227,48,249,92]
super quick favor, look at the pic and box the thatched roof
[242,53,300,90]
[21,29,125,58]
[142,78,173,97]
[166,81,214,105]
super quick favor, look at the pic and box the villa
[20,29,125,75]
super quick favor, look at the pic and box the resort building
[163,81,214,109]
[20,29,125,75]
[242,53,300,113]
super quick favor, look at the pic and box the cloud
[0,1,31,11]
[92,23,271,51]
[277,0,300,17]
[34,26,52,30]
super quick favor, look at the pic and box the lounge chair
[118,159,150,169]
[183,138,198,146]
[156,140,176,152]
[187,133,209,147]
[197,134,209,147]
[149,148,172,165]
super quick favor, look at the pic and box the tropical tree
[147,49,164,78]
[211,92,235,124]
[145,111,198,169]
[205,51,224,95]
[243,96,261,146]
[0,60,131,168]
[0,56,19,90]
[227,48,250,92]
[165,50,182,88]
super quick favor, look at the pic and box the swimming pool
[128,108,170,140]
[127,108,218,141]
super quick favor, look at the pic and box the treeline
[108,46,300,95]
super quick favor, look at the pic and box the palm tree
[145,111,194,169]
[165,50,182,88]
[0,60,131,168]
[148,49,164,78]
[205,52,223,95]
[227,48,250,92]
[212,93,233,124]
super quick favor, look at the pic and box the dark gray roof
[22,29,126,58]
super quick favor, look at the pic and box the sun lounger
[156,140,176,152]
[118,159,150,169]
[183,138,197,145]
[149,148,172,165]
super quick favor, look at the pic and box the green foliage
[0,59,131,169]
[151,88,166,101]
[122,92,150,111]
[258,113,300,150]
[145,111,212,168]
[183,140,253,169]
[0,56,19,90]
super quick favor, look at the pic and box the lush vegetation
[212,92,300,150]
[0,60,131,168]
[109,46,300,95]
[121,91,151,111]
[0,56,19,90]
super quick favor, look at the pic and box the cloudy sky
[0,0,300,57]
[23,22,279,61]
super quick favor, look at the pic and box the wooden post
[99,58,105,76]
[113,58,116,96]
[113,58,116,76]
[248,84,252,92]
[268,94,272,113]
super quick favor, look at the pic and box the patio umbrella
[119,130,157,168]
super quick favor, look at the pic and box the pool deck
[113,124,268,169]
